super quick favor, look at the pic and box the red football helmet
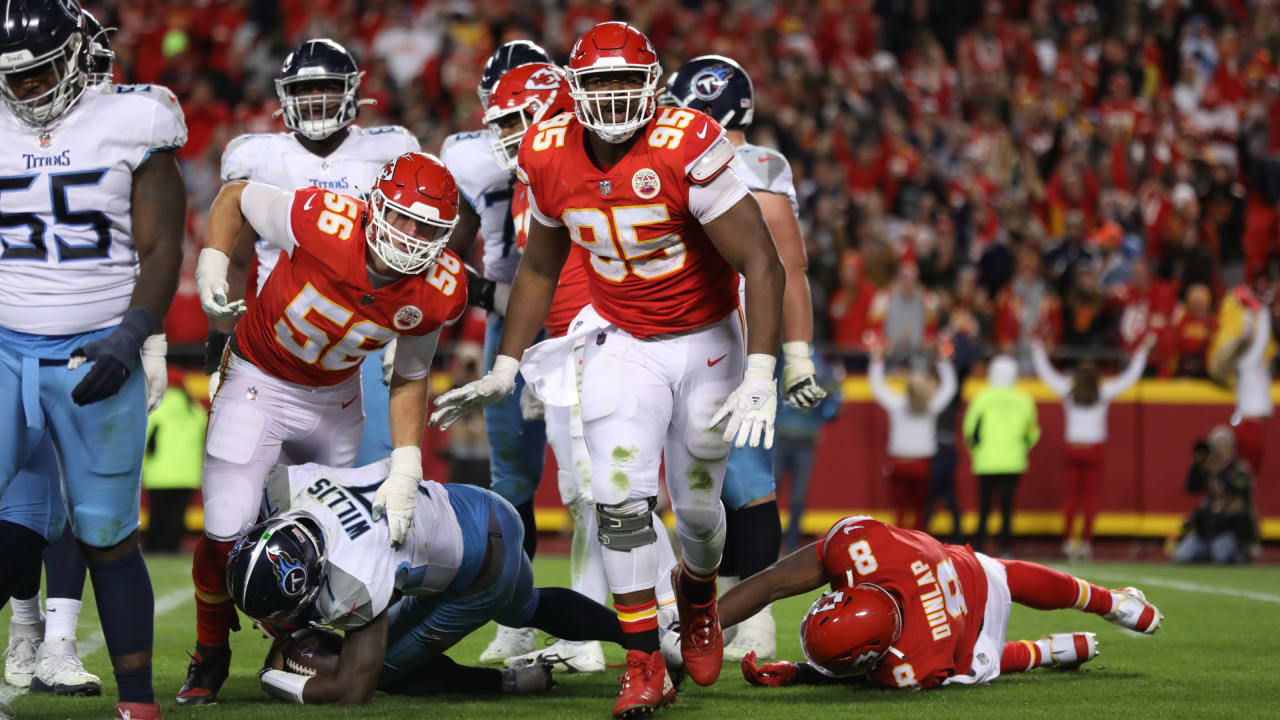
[800,585,903,678]
[366,152,458,275]
[565,21,661,143]
[483,62,572,170]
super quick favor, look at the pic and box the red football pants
[888,457,931,530]
[1233,418,1266,478]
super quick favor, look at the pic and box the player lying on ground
[226,460,662,705]
[701,516,1162,689]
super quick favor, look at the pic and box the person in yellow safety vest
[143,368,208,553]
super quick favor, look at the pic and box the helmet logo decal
[525,67,561,90]
[265,547,308,597]
[394,305,423,330]
[632,168,660,200]
[691,65,734,100]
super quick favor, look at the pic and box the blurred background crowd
[83,0,1280,377]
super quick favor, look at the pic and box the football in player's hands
[280,627,343,677]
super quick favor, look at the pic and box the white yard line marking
[1081,570,1280,605]
[1,588,190,708]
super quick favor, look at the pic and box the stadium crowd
[83,0,1280,376]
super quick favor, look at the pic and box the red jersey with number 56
[234,186,467,387]
[512,183,592,338]
[814,516,988,690]
[515,107,745,338]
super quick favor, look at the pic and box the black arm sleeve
[465,265,498,314]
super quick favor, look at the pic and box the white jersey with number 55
[0,83,186,335]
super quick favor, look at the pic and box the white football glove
[372,446,423,546]
[195,248,247,321]
[519,383,545,421]
[780,341,827,410]
[381,338,397,386]
[429,354,520,430]
[141,333,168,413]
[710,354,778,449]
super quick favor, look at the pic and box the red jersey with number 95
[234,186,466,387]
[815,516,989,690]
[515,107,745,338]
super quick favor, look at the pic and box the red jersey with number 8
[515,107,741,338]
[815,516,989,690]
[234,186,466,387]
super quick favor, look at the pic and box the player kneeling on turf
[225,460,643,704]
[697,516,1162,689]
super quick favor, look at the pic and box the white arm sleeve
[1101,344,1151,401]
[392,329,441,381]
[526,188,563,228]
[929,359,959,415]
[1241,310,1272,365]
[1030,343,1071,398]
[240,182,298,256]
[688,168,750,225]
[868,358,904,411]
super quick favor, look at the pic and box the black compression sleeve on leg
[526,587,626,646]
[0,521,48,608]
[382,655,502,696]
[719,506,740,577]
[43,528,87,600]
[516,499,538,559]
[734,501,782,579]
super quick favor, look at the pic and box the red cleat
[612,650,674,718]
[671,565,723,686]
[116,701,163,719]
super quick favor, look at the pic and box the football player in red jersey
[178,152,466,705]
[719,516,1163,691]
[430,21,785,717]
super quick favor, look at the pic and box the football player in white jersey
[439,39,554,664]
[2,8,117,700]
[663,55,826,663]
[226,460,653,705]
[0,2,187,719]
[207,38,419,460]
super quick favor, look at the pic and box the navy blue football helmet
[477,39,552,107]
[275,38,369,141]
[0,0,87,128]
[81,8,112,85]
[661,55,754,130]
[226,513,327,625]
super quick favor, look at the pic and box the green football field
[3,553,1279,720]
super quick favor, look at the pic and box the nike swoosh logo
[757,156,769,163]
[696,124,708,139]
[707,354,727,367]
[304,194,316,211]
[341,396,358,409]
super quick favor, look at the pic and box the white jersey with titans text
[439,130,518,283]
[220,125,420,292]
[261,461,464,631]
[0,83,187,335]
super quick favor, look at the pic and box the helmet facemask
[568,64,661,143]
[366,190,455,275]
[85,28,114,86]
[0,33,86,129]
[275,71,364,141]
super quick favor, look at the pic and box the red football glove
[742,651,799,687]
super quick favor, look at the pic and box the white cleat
[723,607,776,662]
[1042,632,1099,668]
[659,615,684,675]
[31,636,101,696]
[479,625,536,664]
[4,620,42,689]
[504,639,606,674]
[1105,586,1162,634]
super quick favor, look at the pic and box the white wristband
[389,446,423,477]
[142,333,168,358]
[195,247,230,284]
[260,668,309,704]
[782,341,811,362]
[492,354,520,377]
[744,353,777,381]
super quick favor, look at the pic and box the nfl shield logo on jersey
[632,168,660,199]
[598,180,612,196]
[394,305,423,330]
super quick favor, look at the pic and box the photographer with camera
[1173,426,1260,564]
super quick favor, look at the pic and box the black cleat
[175,644,231,706]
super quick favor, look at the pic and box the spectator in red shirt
[1169,283,1218,377]
[827,250,877,352]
